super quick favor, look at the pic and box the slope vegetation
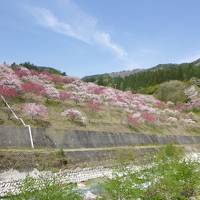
[0,64,199,135]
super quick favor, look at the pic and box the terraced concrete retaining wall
[1,126,200,148]
[65,147,159,163]
[0,126,54,148]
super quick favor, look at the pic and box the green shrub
[155,80,187,103]
[190,107,200,113]
[56,149,68,166]
[0,118,4,125]
[115,148,135,164]
[139,85,159,94]
[45,99,61,107]
[7,176,83,200]
[10,96,26,104]
[55,84,64,90]
[99,145,200,200]
[28,119,51,128]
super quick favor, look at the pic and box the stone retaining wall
[1,126,200,148]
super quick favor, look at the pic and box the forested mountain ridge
[82,59,200,93]
[83,68,143,80]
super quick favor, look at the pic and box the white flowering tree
[61,108,87,125]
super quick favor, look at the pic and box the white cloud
[95,32,127,58]
[29,2,127,59]
[30,7,92,43]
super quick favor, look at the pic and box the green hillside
[82,59,200,94]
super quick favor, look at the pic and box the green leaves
[8,176,83,200]
[155,80,187,103]
[100,145,200,200]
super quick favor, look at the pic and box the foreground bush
[155,80,187,103]
[8,177,83,200]
[99,145,200,200]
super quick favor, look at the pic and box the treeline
[11,62,66,76]
[83,62,200,93]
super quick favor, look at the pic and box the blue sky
[1,0,200,77]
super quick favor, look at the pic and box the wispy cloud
[94,32,126,58]
[29,1,127,59]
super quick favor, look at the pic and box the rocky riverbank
[1,152,200,199]
[0,166,112,199]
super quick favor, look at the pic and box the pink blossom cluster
[22,103,48,119]
[64,79,187,125]
[0,63,197,127]
[0,64,64,100]
[0,74,22,90]
[128,113,143,126]
[0,64,22,91]
[61,108,86,124]
[43,84,60,99]
[22,73,51,85]
[86,84,105,95]
[22,82,44,95]
[0,85,18,98]
[142,112,157,123]
[76,81,198,126]
[128,111,157,127]
[48,74,75,85]
[59,91,71,101]
[86,99,102,112]
[15,66,31,77]
[177,100,200,112]
[0,64,13,74]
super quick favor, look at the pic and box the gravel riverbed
[1,152,200,199]
[0,166,113,199]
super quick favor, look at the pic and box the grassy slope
[0,64,200,135]
[0,93,200,135]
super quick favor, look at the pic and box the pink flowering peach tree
[59,91,71,101]
[61,108,87,125]
[86,99,102,112]
[0,85,18,98]
[21,82,44,95]
[142,112,157,124]
[22,103,48,119]
[127,113,143,127]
